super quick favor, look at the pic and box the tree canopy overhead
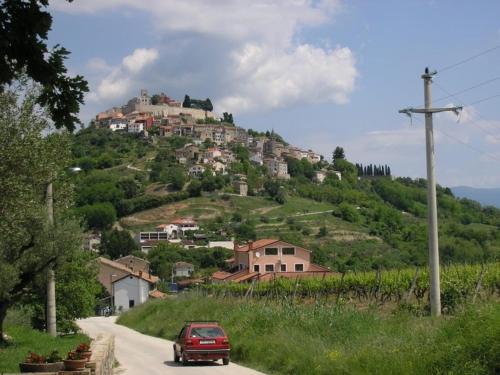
[0,0,88,131]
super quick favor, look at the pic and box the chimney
[139,270,143,278]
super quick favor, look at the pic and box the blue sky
[49,0,500,188]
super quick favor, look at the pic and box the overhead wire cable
[409,121,500,164]
[433,81,500,140]
[437,43,500,74]
[410,74,500,109]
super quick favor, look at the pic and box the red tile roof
[149,290,167,299]
[212,271,232,281]
[99,257,159,284]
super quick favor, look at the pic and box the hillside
[70,113,500,274]
[452,186,500,208]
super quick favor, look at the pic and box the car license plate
[200,340,215,344]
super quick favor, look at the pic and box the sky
[48,0,500,188]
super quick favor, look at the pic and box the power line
[469,92,500,106]
[433,75,500,104]
[437,43,500,73]
[436,128,500,164]
[409,120,500,165]
[433,81,500,140]
[410,74,500,109]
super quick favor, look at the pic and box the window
[282,247,295,255]
[280,264,287,272]
[253,265,260,272]
[295,264,304,272]
[265,248,278,256]
[129,300,135,308]
[190,327,224,338]
[265,264,274,272]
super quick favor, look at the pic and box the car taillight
[186,339,193,345]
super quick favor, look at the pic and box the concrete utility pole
[46,182,57,336]
[399,68,462,317]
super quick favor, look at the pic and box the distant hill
[452,186,500,208]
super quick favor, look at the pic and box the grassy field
[118,295,500,375]
[120,193,372,243]
[0,325,90,373]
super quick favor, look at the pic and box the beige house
[98,256,158,295]
[115,255,150,274]
[212,239,331,282]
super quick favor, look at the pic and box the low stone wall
[88,333,115,375]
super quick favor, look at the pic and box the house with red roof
[98,257,162,312]
[212,239,332,283]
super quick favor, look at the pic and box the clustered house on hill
[93,89,336,184]
[212,239,333,283]
[97,255,165,313]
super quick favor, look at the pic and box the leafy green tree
[0,83,83,341]
[338,203,360,222]
[182,95,191,108]
[100,229,139,259]
[235,222,257,241]
[317,226,328,237]
[76,182,124,207]
[117,178,139,199]
[151,94,160,105]
[332,146,345,162]
[78,203,117,230]
[30,251,102,333]
[333,159,358,184]
[0,0,89,131]
[222,112,234,124]
[187,180,202,197]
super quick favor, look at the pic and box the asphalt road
[78,316,266,375]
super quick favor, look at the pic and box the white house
[128,121,144,133]
[173,262,195,277]
[209,160,227,174]
[112,273,154,312]
[189,164,206,177]
[109,118,127,131]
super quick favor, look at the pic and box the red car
[173,321,230,365]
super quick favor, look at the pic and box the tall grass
[118,295,500,375]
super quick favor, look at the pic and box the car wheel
[223,357,230,366]
[174,350,180,363]
[182,353,188,366]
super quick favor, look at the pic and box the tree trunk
[0,302,9,345]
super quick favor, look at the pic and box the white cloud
[122,48,159,74]
[54,0,357,113]
[86,57,114,73]
[51,1,339,46]
[87,48,158,102]
[218,43,357,113]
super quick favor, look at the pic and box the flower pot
[19,362,64,372]
[63,359,87,371]
[79,350,92,361]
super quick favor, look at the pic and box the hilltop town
[93,89,325,182]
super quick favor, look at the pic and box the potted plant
[63,351,87,371]
[19,351,64,372]
[75,342,92,361]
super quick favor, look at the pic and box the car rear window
[189,327,224,338]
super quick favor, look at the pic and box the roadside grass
[0,325,89,373]
[118,295,500,375]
